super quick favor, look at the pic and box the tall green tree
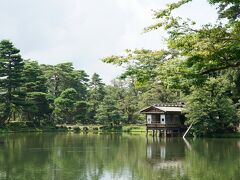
[88,73,105,122]
[110,80,140,124]
[41,63,89,99]
[54,88,78,124]
[95,86,122,125]
[21,60,52,125]
[75,101,89,124]
[24,92,52,126]
[0,40,24,125]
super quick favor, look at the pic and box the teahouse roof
[156,106,182,112]
[140,104,184,114]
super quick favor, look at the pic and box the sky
[0,0,218,83]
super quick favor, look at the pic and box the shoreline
[0,124,239,138]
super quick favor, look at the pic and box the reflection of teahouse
[140,103,186,136]
[146,138,185,169]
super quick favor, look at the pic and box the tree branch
[201,62,240,75]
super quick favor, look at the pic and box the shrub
[73,127,81,132]
[93,127,99,131]
[83,127,89,131]
[7,122,27,130]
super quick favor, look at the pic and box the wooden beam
[183,122,194,138]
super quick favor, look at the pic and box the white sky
[0,0,218,83]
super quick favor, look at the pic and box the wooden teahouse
[140,104,186,136]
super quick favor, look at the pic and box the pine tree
[22,60,47,93]
[21,60,52,125]
[54,88,78,124]
[0,40,24,125]
[88,73,105,122]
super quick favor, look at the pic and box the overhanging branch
[201,61,240,75]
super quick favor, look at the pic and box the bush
[99,126,110,130]
[83,127,89,131]
[58,126,68,131]
[99,125,122,131]
[26,121,35,128]
[112,125,122,131]
[73,127,81,132]
[93,127,99,131]
[7,122,27,130]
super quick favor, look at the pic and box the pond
[0,133,239,180]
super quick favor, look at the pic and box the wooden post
[164,129,167,137]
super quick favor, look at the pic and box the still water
[0,133,239,180]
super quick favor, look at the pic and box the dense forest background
[0,0,240,136]
[0,39,150,127]
[0,40,143,127]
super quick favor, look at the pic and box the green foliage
[22,60,47,93]
[185,77,239,136]
[95,79,142,125]
[138,82,181,107]
[88,73,105,122]
[75,101,89,124]
[95,92,122,125]
[24,92,52,125]
[54,88,78,124]
[102,0,240,136]
[111,80,141,124]
[5,121,28,131]
[208,0,240,20]
[0,40,24,124]
[1,0,240,133]
[41,62,89,99]
[103,49,173,85]
[94,84,133,125]
[0,100,10,126]
[20,60,52,126]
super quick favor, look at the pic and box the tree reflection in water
[0,133,239,180]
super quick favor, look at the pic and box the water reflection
[146,137,185,169]
[184,138,240,180]
[0,133,239,180]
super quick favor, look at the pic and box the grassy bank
[0,123,146,133]
[63,124,146,133]
[0,126,69,133]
